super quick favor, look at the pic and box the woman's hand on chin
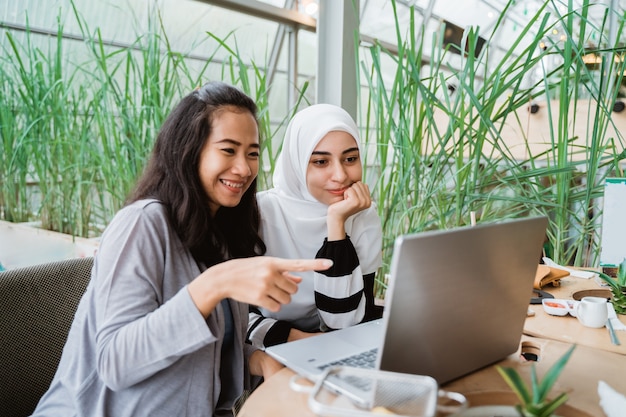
[326,181,372,240]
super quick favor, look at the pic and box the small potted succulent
[597,258,626,315]
[495,345,576,417]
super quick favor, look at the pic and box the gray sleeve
[93,205,216,390]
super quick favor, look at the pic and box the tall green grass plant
[358,0,626,296]
[1,16,99,235]
[0,3,306,237]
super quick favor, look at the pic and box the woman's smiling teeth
[221,179,244,190]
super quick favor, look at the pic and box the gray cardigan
[32,200,257,417]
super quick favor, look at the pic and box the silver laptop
[266,216,547,390]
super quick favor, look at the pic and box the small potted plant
[596,258,626,315]
[495,344,576,417]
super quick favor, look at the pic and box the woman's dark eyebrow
[216,138,260,149]
[311,147,359,156]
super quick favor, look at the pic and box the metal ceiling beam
[194,0,316,31]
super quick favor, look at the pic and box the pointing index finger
[276,258,333,272]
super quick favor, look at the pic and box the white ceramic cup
[576,296,608,328]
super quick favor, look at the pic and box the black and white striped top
[247,236,380,349]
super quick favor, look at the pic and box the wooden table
[238,277,626,416]
[524,276,626,354]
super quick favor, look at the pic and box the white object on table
[542,257,596,279]
[598,381,626,417]
[607,303,626,332]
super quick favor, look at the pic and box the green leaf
[497,345,575,416]
[537,392,570,417]
[497,366,532,404]
[530,364,541,403]
[586,269,619,292]
[618,258,626,287]
[536,345,576,402]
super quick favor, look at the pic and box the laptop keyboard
[318,348,379,371]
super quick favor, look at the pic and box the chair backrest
[0,256,94,417]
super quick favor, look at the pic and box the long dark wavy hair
[128,81,266,266]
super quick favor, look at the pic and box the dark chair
[0,256,93,417]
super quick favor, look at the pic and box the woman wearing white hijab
[248,104,382,349]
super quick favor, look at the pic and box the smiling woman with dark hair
[31,81,331,417]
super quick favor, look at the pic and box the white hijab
[257,104,382,322]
